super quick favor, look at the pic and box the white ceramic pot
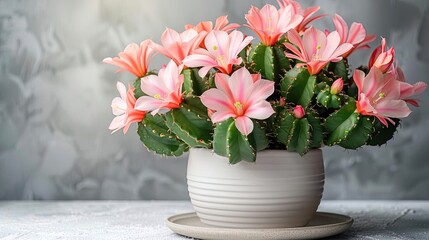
[187,148,324,229]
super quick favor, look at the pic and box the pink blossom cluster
[104,0,426,136]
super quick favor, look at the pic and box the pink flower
[330,14,376,58]
[200,67,275,135]
[186,15,240,33]
[368,38,395,73]
[354,67,411,126]
[185,16,240,48]
[330,78,344,95]
[277,0,325,33]
[285,27,353,75]
[245,4,303,46]
[134,60,184,115]
[396,67,427,107]
[293,105,305,119]
[152,28,205,65]
[103,40,155,78]
[182,30,253,77]
[109,82,146,134]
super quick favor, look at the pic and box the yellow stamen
[313,44,322,60]
[154,94,161,99]
[213,45,218,50]
[216,55,226,68]
[374,92,386,103]
[234,101,244,115]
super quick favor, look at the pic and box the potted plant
[104,0,426,229]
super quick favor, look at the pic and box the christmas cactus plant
[104,0,427,164]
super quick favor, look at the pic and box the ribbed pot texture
[187,148,325,229]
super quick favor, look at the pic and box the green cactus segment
[212,118,233,157]
[133,78,145,99]
[251,43,275,81]
[317,89,341,109]
[276,110,320,155]
[276,112,295,145]
[287,118,311,155]
[307,113,323,148]
[324,98,359,145]
[137,114,187,156]
[182,68,209,96]
[328,60,348,81]
[280,67,301,94]
[165,103,212,148]
[339,116,374,149]
[213,118,255,164]
[247,121,269,152]
[284,68,316,108]
[368,118,400,146]
[272,44,290,80]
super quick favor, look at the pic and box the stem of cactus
[280,67,316,108]
[213,118,268,164]
[324,97,374,147]
[251,43,290,82]
[165,96,213,148]
[276,109,322,155]
[137,114,187,156]
[182,68,210,96]
[368,118,400,146]
[327,59,348,81]
[317,89,342,109]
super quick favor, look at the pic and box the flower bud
[330,78,344,95]
[279,97,286,107]
[293,105,305,119]
[368,38,395,73]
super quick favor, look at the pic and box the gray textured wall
[0,0,428,200]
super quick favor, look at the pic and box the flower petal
[245,101,275,120]
[229,67,254,103]
[211,111,236,123]
[111,97,127,116]
[247,79,275,104]
[109,115,126,133]
[200,89,233,112]
[116,82,127,100]
[134,96,166,112]
[235,116,254,136]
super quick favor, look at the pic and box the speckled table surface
[0,201,428,240]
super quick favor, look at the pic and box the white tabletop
[0,201,428,240]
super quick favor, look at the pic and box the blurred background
[0,0,428,200]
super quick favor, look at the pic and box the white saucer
[166,212,353,240]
